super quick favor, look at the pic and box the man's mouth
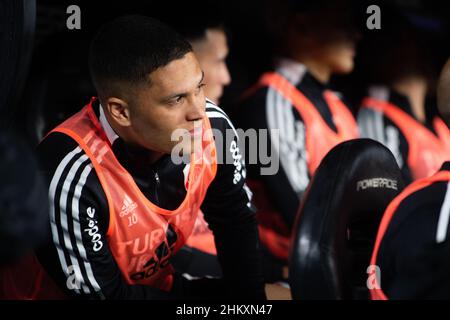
[189,127,202,138]
[188,120,203,138]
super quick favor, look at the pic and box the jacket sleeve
[234,88,307,228]
[200,104,266,299]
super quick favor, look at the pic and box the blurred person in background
[357,11,450,184]
[235,0,360,282]
[35,15,265,300]
[369,58,450,300]
[162,2,232,278]
[174,6,231,106]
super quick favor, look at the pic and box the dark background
[1,0,450,146]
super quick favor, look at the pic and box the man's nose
[221,63,231,85]
[187,98,206,121]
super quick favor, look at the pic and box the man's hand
[265,283,292,300]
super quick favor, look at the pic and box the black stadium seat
[289,139,405,300]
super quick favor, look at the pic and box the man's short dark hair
[89,15,192,98]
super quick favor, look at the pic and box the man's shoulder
[403,179,449,208]
[38,132,83,163]
[37,131,95,182]
[37,132,78,156]
[205,99,238,134]
[391,180,449,229]
[380,179,449,262]
[37,130,108,221]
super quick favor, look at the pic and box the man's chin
[334,61,354,74]
[172,143,199,156]
[206,92,221,105]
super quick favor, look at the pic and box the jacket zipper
[154,170,160,204]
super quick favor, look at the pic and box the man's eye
[170,96,184,105]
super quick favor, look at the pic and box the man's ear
[105,97,131,127]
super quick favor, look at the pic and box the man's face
[191,29,231,104]
[128,52,206,156]
[298,8,359,75]
[318,36,356,74]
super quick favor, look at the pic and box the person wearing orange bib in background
[357,11,450,184]
[234,0,359,282]
[34,16,265,299]
[370,58,450,300]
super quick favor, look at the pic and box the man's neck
[392,77,427,123]
[286,53,331,84]
[301,59,331,84]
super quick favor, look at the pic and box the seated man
[370,58,450,299]
[358,12,450,184]
[35,15,265,299]
[169,3,231,106]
